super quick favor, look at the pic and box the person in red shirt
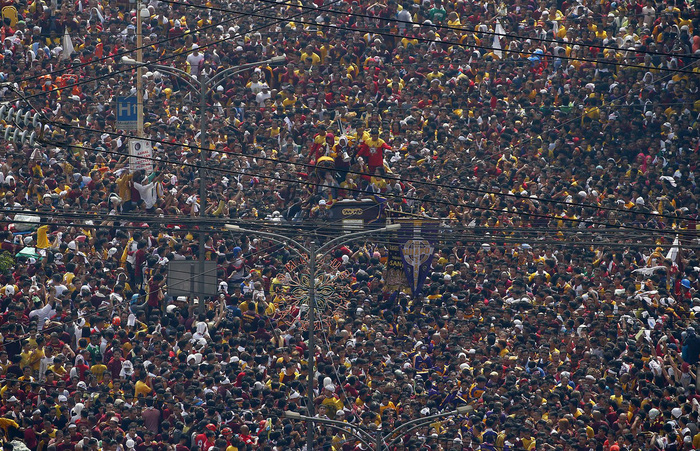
[238,424,256,446]
[194,429,215,451]
[356,128,390,174]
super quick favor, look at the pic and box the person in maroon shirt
[56,430,76,451]
[106,349,123,379]
[133,240,148,288]
[141,397,161,435]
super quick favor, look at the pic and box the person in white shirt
[133,173,165,210]
[186,45,205,76]
[255,85,272,107]
[28,296,56,332]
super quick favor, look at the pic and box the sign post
[397,220,439,297]
[129,139,153,174]
[116,96,138,131]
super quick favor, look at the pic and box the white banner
[129,139,153,174]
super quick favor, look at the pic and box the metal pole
[136,0,144,138]
[306,240,316,451]
[198,75,207,314]
[376,429,383,451]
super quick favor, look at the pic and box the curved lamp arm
[384,406,471,449]
[224,223,400,262]
[224,225,309,257]
[284,411,375,448]
[149,64,202,94]
[205,56,286,95]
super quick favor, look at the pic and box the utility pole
[136,0,144,138]
[306,240,316,450]
[198,76,207,314]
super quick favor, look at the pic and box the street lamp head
[455,405,472,415]
[384,223,401,231]
[267,56,287,67]
[121,57,141,66]
[224,225,241,232]
[284,411,302,420]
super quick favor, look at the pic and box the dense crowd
[0,0,698,448]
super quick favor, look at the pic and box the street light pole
[226,223,401,450]
[198,74,207,314]
[122,56,286,314]
[136,0,144,138]
[306,240,316,449]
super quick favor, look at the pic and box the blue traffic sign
[116,96,138,131]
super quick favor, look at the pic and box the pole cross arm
[225,223,401,261]
[204,56,286,95]
[283,411,376,449]
[383,406,471,449]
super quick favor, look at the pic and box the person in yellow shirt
[426,65,444,82]
[91,362,108,382]
[48,355,67,378]
[36,224,50,249]
[135,373,153,399]
[19,340,33,370]
[29,336,45,374]
[320,385,344,418]
[300,44,321,66]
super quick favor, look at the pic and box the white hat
[649,408,660,420]
[672,407,682,419]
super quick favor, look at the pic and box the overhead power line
[31,133,699,239]
[11,0,345,103]
[158,0,699,74]
[168,0,700,61]
[48,120,696,223]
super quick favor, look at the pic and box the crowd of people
[0,0,698,448]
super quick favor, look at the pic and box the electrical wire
[33,134,700,239]
[164,0,700,61]
[0,214,691,247]
[6,0,696,107]
[4,20,696,234]
[156,0,698,74]
[4,45,698,240]
[45,120,697,224]
[0,182,387,348]
[8,50,695,232]
[8,96,687,244]
[4,0,283,87]
[10,0,346,104]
